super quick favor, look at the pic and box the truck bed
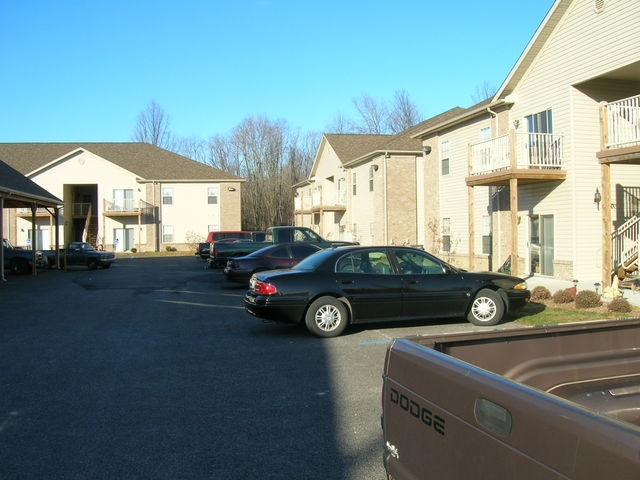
[382,319,640,479]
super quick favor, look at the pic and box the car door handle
[406,280,419,284]
[340,280,354,285]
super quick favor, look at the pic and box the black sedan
[244,246,530,337]
[223,243,322,283]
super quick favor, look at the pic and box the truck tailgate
[382,320,640,479]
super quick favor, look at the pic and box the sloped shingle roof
[0,159,62,208]
[0,142,242,182]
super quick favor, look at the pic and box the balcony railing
[311,190,347,210]
[470,132,563,176]
[16,207,51,216]
[603,95,640,149]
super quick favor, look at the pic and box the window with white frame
[352,172,357,196]
[442,217,451,252]
[162,187,173,205]
[208,225,219,233]
[441,141,450,176]
[208,186,219,205]
[162,225,174,243]
[482,215,492,254]
[368,166,375,192]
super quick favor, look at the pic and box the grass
[510,299,639,326]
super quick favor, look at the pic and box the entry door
[114,228,134,252]
[530,215,554,276]
[540,215,554,276]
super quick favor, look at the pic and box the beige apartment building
[297,0,640,287]
[0,143,244,252]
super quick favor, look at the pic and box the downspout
[384,153,389,244]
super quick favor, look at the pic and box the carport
[0,160,62,281]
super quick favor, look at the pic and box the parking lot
[0,255,516,479]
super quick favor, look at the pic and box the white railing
[311,189,346,208]
[612,213,640,270]
[104,198,137,212]
[470,132,563,175]
[604,95,640,149]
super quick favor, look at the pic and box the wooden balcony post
[510,177,519,276]
[602,162,612,287]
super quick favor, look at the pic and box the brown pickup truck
[382,319,640,479]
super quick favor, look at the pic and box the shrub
[130,247,137,253]
[531,286,551,301]
[575,290,602,309]
[607,298,633,313]
[552,289,574,304]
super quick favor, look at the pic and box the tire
[11,258,28,274]
[304,296,348,338]
[87,258,98,270]
[467,289,504,326]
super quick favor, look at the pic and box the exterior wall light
[594,188,601,209]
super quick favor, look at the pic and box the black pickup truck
[40,242,116,270]
[2,238,41,274]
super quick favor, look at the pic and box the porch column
[510,178,519,276]
[468,185,475,270]
[602,162,612,287]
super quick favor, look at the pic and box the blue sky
[0,0,554,143]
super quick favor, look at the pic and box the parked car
[223,243,322,283]
[244,246,530,337]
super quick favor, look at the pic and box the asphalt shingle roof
[0,142,242,181]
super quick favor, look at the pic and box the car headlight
[513,282,528,291]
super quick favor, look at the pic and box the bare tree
[133,100,172,147]
[352,94,388,134]
[387,89,421,133]
[472,81,498,104]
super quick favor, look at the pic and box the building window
[208,186,219,205]
[352,172,357,196]
[368,166,375,192]
[208,225,219,233]
[482,215,492,255]
[162,188,173,205]
[441,141,450,176]
[526,109,553,134]
[442,217,451,252]
[162,225,174,243]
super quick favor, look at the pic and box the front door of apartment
[114,228,134,252]
[530,214,554,276]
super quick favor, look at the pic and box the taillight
[254,280,278,295]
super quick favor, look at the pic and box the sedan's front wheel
[467,289,504,326]
[305,297,348,338]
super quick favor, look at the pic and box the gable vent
[594,0,605,13]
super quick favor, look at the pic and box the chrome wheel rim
[472,297,496,322]
[315,304,342,331]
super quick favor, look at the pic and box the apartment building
[0,143,244,252]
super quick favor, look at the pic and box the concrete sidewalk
[524,275,640,306]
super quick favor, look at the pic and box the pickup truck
[2,238,41,274]
[382,319,640,479]
[208,226,357,268]
[40,242,116,270]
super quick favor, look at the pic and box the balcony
[15,207,52,217]
[103,199,155,221]
[311,190,347,212]
[598,94,640,164]
[466,131,566,187]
